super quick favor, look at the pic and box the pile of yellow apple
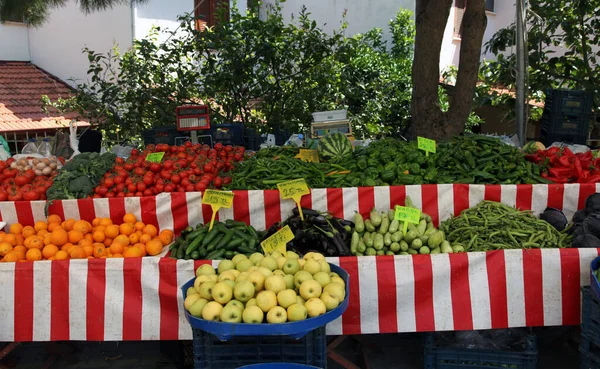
[184,250,346,324]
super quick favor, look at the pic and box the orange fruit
[145,239,163,256]
[93,225,106,233]
[83,233,93,242]
[47,223,62,232]
[9,223,23,235]
[14,250,25,261]
[21,226,36,238]
[3,234,16,246]
[50,229,68,246]
[103,238,113,247]
[123,213,137,224]
[24,235,36,248]
[82,245,94,257]
[142,224,158,238]
[3,251,19,262]
[78,238,93,249]
[92,218,100,227]
[109,242,125,255]
[99,218,113,227]
[69,247,87,259]
[15,234,24,246]
[93,245,106,258]
[105,225,119,239]
[47,214,62,224]
[132,243,146,257]
[42,244,59,259]
[0,242,13,256]
[37,229,48,237]
[111,253,123,258]
[28,237,43,250]
[68,230,84,244]
[73,220,92,234]
[34,221,48,232]
[113,234,130,247]
[13,245,26,254]
[128,233,140,245]
[134,221,145,231]
[158,230,173,246]
[54,250,69,260]
[26,248,42,261]
[43,235,52,246]
[119,223,134,236]
[124,247,142,258]
[62,219,76,231]
[139,234,152,244]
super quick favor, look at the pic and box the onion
[23,165,31,171]
[35,169,43,176]
[42,167,52,175]
[32,158,40,166]
[42,158,51,166]
[10,162,17,169]
[49,162,57,170]
[36,162,46,170]
[17,159,27,167]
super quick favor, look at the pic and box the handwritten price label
[202,190,234,231]
[394,205,421,233]
[277,179,310,220]
[295,149,320,163]
[417,136,436,155]
[261,225,294,254]
[146,152,165,163]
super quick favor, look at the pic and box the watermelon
[318,132,352,162]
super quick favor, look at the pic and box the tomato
[124,163,134,171]
[106,192,116,198]
[116,183,126,192]
[15,175,29,186]
[163,160,173,170]
[114,176,125,185]
[116,157,125,165]
[234,153,243,161]
[130,148,139,156]
[3,168,17,178]
[161,171,171,180]
[170,146,178,153]
[23,190,40,201]
[136,182,147,192]
[223,177,232,185]
[184,141,192,148]
[195,182,207,192]
[143,176,154,186]
[181,178,190,187]
[155,183,165,193]
[214,143,223,151]
[96,186,108,196]
[193,167,202,175]
[143,189,153,196]
[127,184,137,193]
[7,191,22,201]
[164,183,175,192]
[213,177,223,188]
[24,169,36,180]
[171,174,181,184]
[0,192,7,201]
[104,178,115,187]
[203,164,214,173]
[116,192,125,198]
[150,163,161,173]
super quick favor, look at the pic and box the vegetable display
[439,201,572,251]
[0,156,61,201]
[318,133,353,162]
[170,220,264,260]
[570,194,600,248]
[525,146,600,183]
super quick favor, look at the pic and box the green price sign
[394,205,421,233]
[146,152,165,163]
[417,137,436,155]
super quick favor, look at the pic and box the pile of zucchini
[170,220,265,260]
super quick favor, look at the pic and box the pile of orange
[0,213,173,262]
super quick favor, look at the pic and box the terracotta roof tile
[0,61,89,133]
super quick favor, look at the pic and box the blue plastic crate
[589,257,600,301]
[193,325,326,369]
[424,333,537,369]
[582,286,600,345]
[581,348,600,369]
[545,89,594,114]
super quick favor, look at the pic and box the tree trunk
[411,0,487,141]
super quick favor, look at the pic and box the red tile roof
[0,61,89,133]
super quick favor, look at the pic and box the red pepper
[545,175,569,183]
[558,155,571,167]
[573,156,584,179]
[547,147,561,155]
[548,167,572,178]
[583,175,600,183]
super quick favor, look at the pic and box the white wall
[134,0,194,41]
[0,23,30,61]
[28,0,132,85]
[263,0,414,44]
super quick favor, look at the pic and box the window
[194,0,229,31]
[485,0,495,12]
[454,0,466,38]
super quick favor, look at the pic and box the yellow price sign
[277,179,310,220]
[261,225,294,254]
[202,190,235,231]
[146,152,165,163]
[295,149,320,163]
[394,205,421,234]
[417,136,437,156]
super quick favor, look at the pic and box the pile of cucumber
[170,219,265,260]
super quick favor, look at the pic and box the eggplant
[540,207,568,231]
[292,207,321,217]
[573,209,588,224]
[586,194,600,214]
[584,213,600,237]
[574,233,600,248]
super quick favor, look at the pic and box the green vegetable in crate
[318,132,352,162]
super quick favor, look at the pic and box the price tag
[295,149,320,163]
[146,152,165,163]
[277,179,310,220]
[394,205,421,234]
[417,136,436,156]
[202,190,234,231]
[261,225,294,254]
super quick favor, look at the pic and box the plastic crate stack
[142,126,190,146]
[540,89,594,146]
[581,285,600,368]
[423,333,538,369]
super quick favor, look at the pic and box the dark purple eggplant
[584,213,600,237]
[586,194,600,214]
[573,209,588,224]
[573,233,600,248]
[540,207,568,231]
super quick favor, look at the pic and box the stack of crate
[540,89,594,146]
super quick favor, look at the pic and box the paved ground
[0,328,582,368]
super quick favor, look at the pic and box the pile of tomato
[0,158,58,201]
[92,142,245,198]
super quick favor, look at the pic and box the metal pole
[515,0,527,146]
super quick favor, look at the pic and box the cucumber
[224,250,235,259]
[176,242,186,259]
[399,240,409,252]
[351,232,360,250]
[237,245,256,254]
[191,250,200,260]
[185,233,206,255]
[206,234,224,252]
[216,231,235,250]
[376,250,385,256]
[224,238,244,250]
[202,227,222,247]
[206,249,225,260]
[391,231,403,243]
[363,233,374,248]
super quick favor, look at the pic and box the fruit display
[263,208,353,257]
[0,156,61,201]
[0,213,173,262]
[93,142,245,197]
[439,201,572,251]
[183,251,346,324]
[170,220,265,260]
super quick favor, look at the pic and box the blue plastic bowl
[181,263,350,341]
[590,256,600,300]
[237,364,322,369]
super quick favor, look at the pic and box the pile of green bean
[439,201,572,251]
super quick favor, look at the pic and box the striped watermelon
[318,132,352,162]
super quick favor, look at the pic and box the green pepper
[380,169,396,183]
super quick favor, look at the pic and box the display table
[0,183,598,342]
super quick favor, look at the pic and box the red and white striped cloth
[0,183,598,341]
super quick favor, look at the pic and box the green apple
[303,259,322,275]
[319,260,331,273]
[296,295,306,306]
[299,279,322,300]
[242,305,264,324]
[287,303,308,322]
[236,259,254,272]
[294,271,313,289]
[202,301,223,321]
[247,266,258,273]
[236,272,249,282]
[265,275,286,294]
[270,250,283,260]
[188,298,209,318]
[276,256,288,270]
[234,280,255,302]
[303,252,317,260]
[329,272,340,279]
[198,281,216,301]
[220,305,243,323]
[226,299,245,311]
[283,274,295,290]
[217,260,235,274]
[313,272,331,288]
[194,274,213,292]
[277,289,297,309]
[286,251,300,259]
[184,294,202,311]
[320,292,339,311]
[323,282,345,302]
[246,298,257,307]
[298,259,305,268]
[187,286,199,297]
[247,271,266,291]
[257,266,273,278]
[305,298,326,318]
[223,280,236,290]
[331,276,345,287]
[267,306,288,323]
[282,259,301,275]
[229,269,240,278]
[249,252,264,265]
[231,253,248,265]
[211,282,233,305]
[256,290,277,313]
[208,275,218,283]
[260,256,278,271]
[273,269,286,277]
[195,264,216,277]
[218,270,236,282]
[309,252,325,262]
